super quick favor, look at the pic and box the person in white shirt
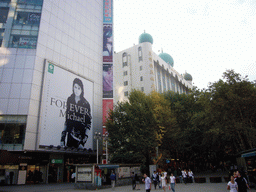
[182,169,188,184]
[160,173,167,192]
[142,173,151,192]
[188,169,194,183]
[227,176,238,192]
[169,173,176,192]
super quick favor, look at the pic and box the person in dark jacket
[235,170,250,192]
[110,171,116,188]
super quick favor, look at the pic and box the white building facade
[0,0,106,184]
[114,32,193,103]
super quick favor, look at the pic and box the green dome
[159,52,174,67]
[184,73,193,81]
[139,32,153,44]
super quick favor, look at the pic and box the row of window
[123,76,143,86]
[122,47,143,67]
[0,0,42,48]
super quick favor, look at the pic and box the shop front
[241,149,256,186]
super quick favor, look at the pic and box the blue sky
[114,0,256,89]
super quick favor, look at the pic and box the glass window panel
[0,116,26,145]
[22,25,32,30]
[0,0,11,3]
[21,30,30,35]
[9,35,37,49]
[30,30,38,35]
[0,29,4,47]
[11,29,22,35]
[18,0,43,6]
[0,7,9,23]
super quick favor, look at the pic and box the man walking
[152,171,158,189]
[110,171,116,189]
[142,173,151,192]
[235,171,250,192]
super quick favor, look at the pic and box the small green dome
[139,32,153,44]
[184,73,193,81]
[159,52,174,67]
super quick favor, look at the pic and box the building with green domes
[114,32,193,102]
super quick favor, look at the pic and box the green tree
[106,90,158,173]
[163,89,205,162]
[149,91,177,167]
[206,69,256,154]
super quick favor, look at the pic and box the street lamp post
[103,132,109,164]
[94,132,102,164]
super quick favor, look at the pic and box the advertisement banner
[103,64,113,98]
[27,13,41,24]
[39,61,93,149]
[103,0,113,23]
[103,24,113,63]
[102,99,113,126]
[18,37,37,49]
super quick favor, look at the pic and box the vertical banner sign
[103,0,113,164]
[103,24,113,63]
[103,64,113,98]
[103,0,113,23]
[103,0,113,120]
[39,61,94,150]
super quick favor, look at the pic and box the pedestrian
[169,173,176,192]
[158,171,162,188]
[182,169,188,184]
[235,171,250,192]
[131,172,136,190]
[227,175,238,192]
[71,171,76,183]
[160,173,167,192]
[152,171,158,190]
[188,169,194,183]
[177,168,182,183]
[110,171,116,189]
[142,173,151,192]
[135,173,140,190]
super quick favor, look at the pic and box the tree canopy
[106,70,256,171]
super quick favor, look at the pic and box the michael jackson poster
[39,61,93,149]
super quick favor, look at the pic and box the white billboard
[39,61,93,149]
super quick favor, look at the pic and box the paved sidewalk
[1,171,255,192]
[2,182,255,192]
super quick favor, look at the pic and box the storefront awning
[241,151,256,158]
[98,164,119,169]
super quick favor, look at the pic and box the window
[138,46,143,61]
[167,75,170,90]
[0,7,9,23]
[140,66,143,71]
[9,35,37,49]
[0,115,26,145]
[0,29,4,47]
[157,67,162,93]
[122,52,128,67]
[140,76,143,81]
[162,71,166,92]
[18,0,43,6]
[124,91,128,96]
[141,87,144,92]
[14,12,41,26]
[123,71,128,76]
[8,1,42,49]
[0,0,11,2]
[124,81,128,86]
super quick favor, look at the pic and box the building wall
[0,0,103,151]
[114,42,192,104]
